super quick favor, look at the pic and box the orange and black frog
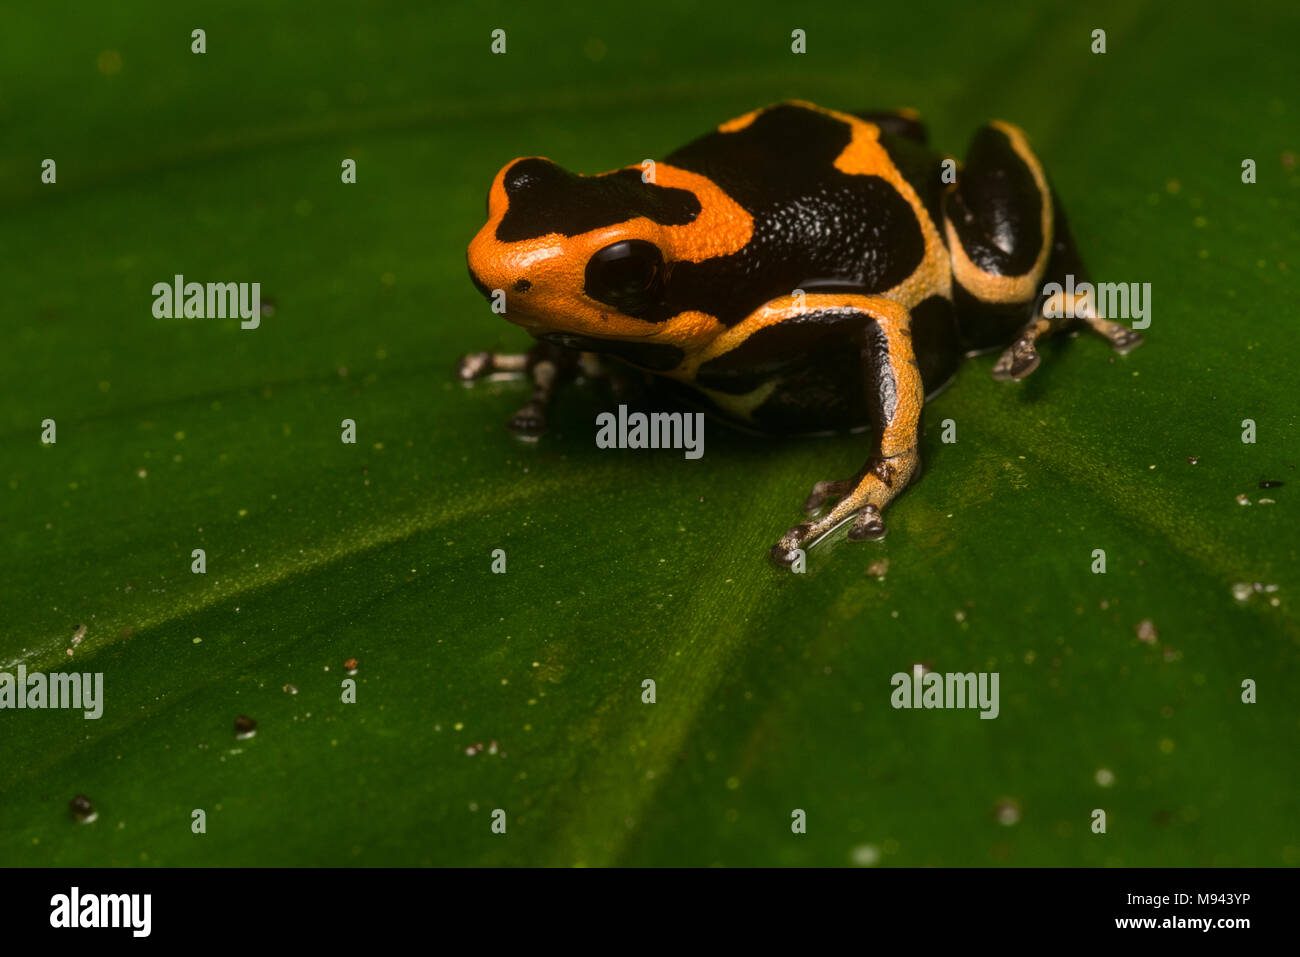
[460,101,1143,565]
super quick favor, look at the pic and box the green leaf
[2,1,1296,866]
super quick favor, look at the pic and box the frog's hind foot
[991,323,1046,381]
[991,290,1144,382]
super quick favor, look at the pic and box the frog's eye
[585,240,665,319]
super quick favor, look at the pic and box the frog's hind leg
[751,294,923,565]
[945,121,1060,377]
[988,186,1075,380]
[994,192,1145,377]
[946,122,1143,378]
[853,108,927,144]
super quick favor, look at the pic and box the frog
[459,100,1143,565]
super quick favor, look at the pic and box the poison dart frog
[459,101,1143,565]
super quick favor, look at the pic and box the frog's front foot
[769,453,917,566]
[456,350,529,382]
[458,342,577,438]
[507,400,548,437]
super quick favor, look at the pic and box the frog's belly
[668,293,961,435]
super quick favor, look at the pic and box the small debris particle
[1186,456,1199,465]
[850,844,881,866]
[234,715,257,740]
[866,558,889,579]
[1231,582,1253,601]
[344,657,358,675]
[995,798,1021,826]
[69,795,97,823]
[282,684,298,695]
[1235,493,1251,506]
[1095,768,1116,788]
[1259,479,1284,489]
[1136,619,1159,644]
[71,624,87,647]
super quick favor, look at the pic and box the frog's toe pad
[847,504,887,541]
[1110,329,1145,355]
[507,404,547,437]
[770,524,813,566]
[458,351,494,381]
[992,338,1041,381]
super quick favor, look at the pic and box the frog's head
[467,157,751,361]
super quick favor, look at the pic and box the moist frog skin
[460,100,1143,564]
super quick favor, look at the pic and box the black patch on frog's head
[496,159,701,242]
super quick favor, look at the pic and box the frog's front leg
[720,294,923,566]
[457,339,580,437]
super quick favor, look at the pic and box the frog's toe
[770,523,816,566]
[458,350,530,382]
[457,351,494,381]
[846,504,887,541]
[991,337,1041,381]
[507,402,547,437]
[1079,314,1145,356]
[803,478,855,513]
[1108,328,1144,355]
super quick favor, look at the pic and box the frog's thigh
[704,294,922,565]
[946,122,1076,378]
[945,121,1053,305]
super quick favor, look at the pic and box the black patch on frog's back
[664,104,928,327]
[497,160,700,242]
[875,132,948,248]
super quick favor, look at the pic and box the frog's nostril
[513,279,532,293]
